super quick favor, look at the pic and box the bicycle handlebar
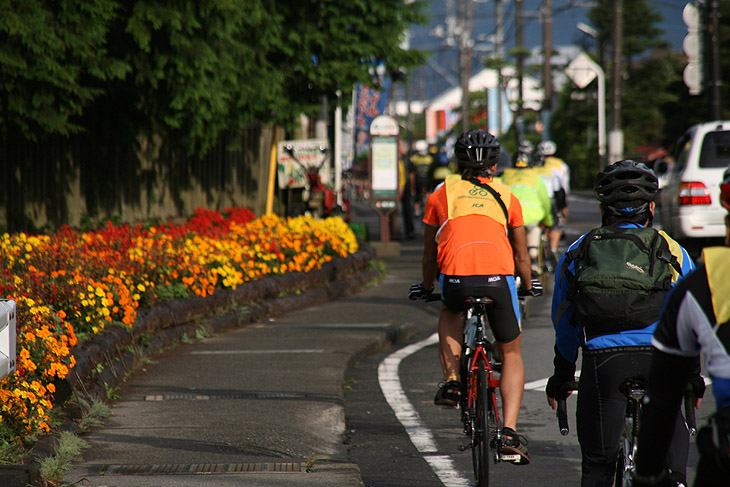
[555,380,699,437]
[555,380,579,436]
[684,387,697,436]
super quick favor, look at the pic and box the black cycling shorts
[439,274,521,343]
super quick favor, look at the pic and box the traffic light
[682,2,703,95]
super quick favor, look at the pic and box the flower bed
[0,208,358,445]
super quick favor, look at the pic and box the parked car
[651,158,674,191]
[660,121,730,248]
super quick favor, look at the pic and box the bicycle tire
[472,362,491,487]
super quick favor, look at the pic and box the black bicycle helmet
[454,130,501,167]
[594,160,658,215]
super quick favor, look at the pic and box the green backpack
[560,226,681,340]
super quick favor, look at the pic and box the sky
[406,0,690,101]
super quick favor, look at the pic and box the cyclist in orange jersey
[409,129,538,465]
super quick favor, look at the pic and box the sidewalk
[45,212,426,487]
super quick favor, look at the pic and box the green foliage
[1,0,426,158]
[122,0,285,155]
[156,282,190,301]
[75,396,111,433]
[38,431,88,483]
[550,0,730,187]
[269,0,426,125]
[588,0,665,60]
[0,0,129,139]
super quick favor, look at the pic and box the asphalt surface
[53,207,426,487]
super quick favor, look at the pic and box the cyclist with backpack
[409,129,539,465]
[545,160,697,486]
[633,166,730,487]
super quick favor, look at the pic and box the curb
[3,244,389,486]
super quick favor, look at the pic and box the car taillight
[678,182,712,205]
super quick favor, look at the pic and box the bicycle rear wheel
[614,431,632,487]
[472,362,492,487]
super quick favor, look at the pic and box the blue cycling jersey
[551,223,695,363]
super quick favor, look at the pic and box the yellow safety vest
[703,247,730,325]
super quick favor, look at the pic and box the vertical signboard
[369,115,400,242]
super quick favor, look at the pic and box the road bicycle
[423,290,533,487]
[556,378,697,487]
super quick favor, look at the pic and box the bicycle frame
[615,378,645,487]
[459,297,521,487]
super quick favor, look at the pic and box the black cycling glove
[528,278,542,296]
[545,346,576,399]
[408,283,432,300]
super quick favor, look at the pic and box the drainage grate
[100,462,306,475]
[145,392,305,401]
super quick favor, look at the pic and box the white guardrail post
[0,299,17,380]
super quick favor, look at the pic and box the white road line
[378,332,472,487]
[524,370,581,392]
[190,349,325,354]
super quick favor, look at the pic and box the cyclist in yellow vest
[501,153,554,277]
[634,166,730,487]
[535,140,570,269]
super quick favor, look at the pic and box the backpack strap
[463,176,509,223]
[554,228,599,327]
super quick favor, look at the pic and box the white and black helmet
[536,140,557,156]
[454,130,501,167]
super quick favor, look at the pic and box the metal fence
[1,124,281,232]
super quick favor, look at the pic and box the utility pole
[707,0,722,120]
[609,0,624,163]
[516,0,525,144]
[541,0,553,140]
[458,0,473,133]
[495,0,504,135]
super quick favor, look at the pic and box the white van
[660,121,730,243]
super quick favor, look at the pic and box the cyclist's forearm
[508,225,532,288]
[422,225,439,291]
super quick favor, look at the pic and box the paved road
[41,194,714,487]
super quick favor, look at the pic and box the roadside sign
[565,52,598,89]
[370,136,399,199]
[276,139,330,189]
[368,115,400,242]
[374,200,397,210]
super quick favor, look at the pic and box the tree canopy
[0,0,425,156]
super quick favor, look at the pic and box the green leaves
[0,0,125,138]
[1,0,425,157]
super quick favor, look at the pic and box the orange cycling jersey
[423,175,524,276]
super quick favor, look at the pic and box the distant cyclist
[410,140,432,217]
[409,129,539,465]
[429,147,456,190]
[633,166,730,487]
[546,160,697,486]
[535,140,570,268]
[501,153,554,277]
